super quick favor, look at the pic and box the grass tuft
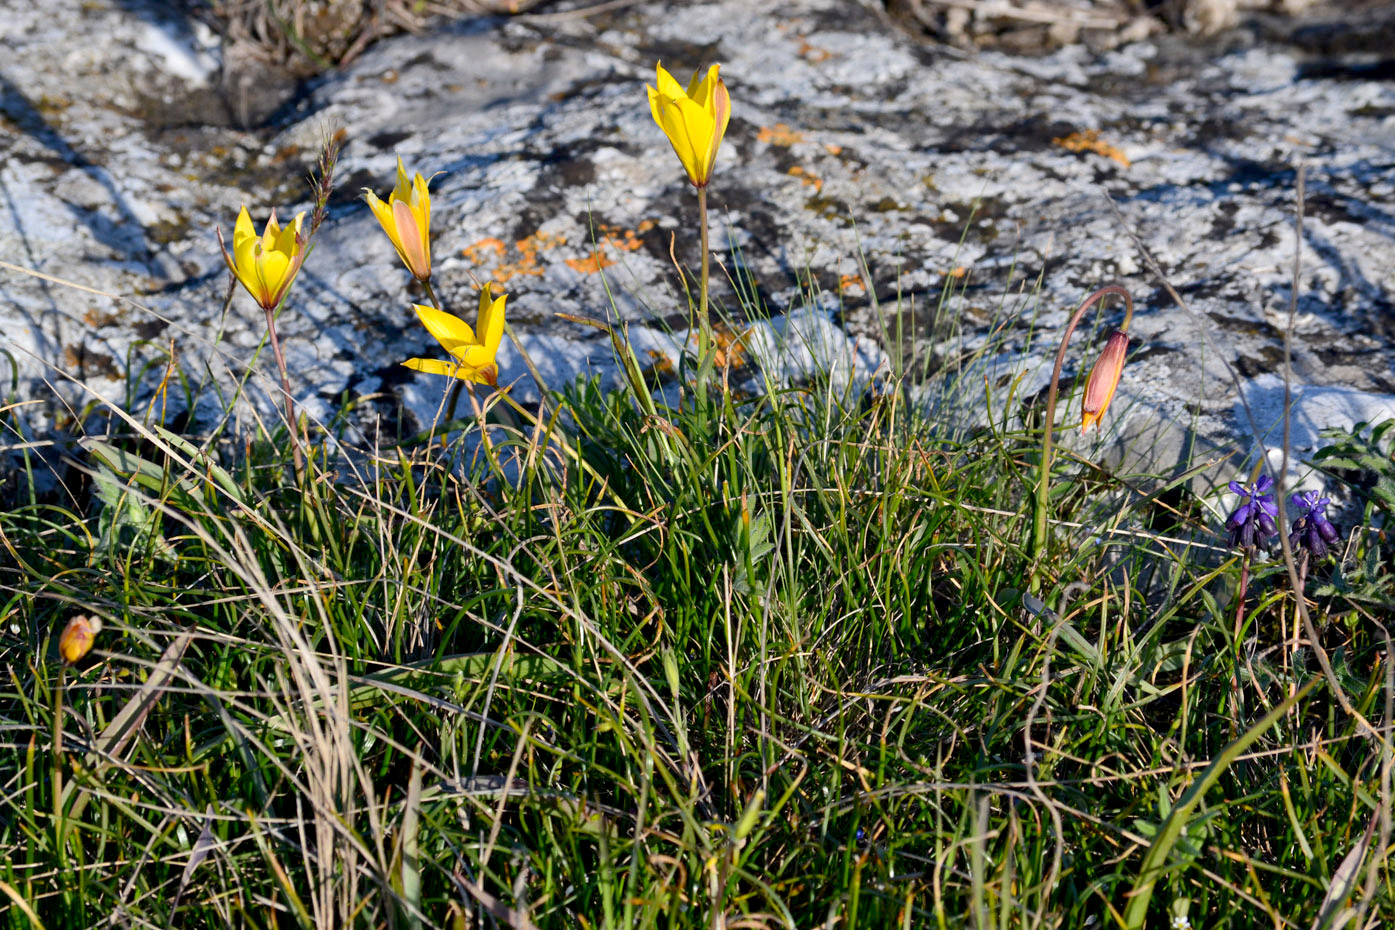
[4,225,1395,928]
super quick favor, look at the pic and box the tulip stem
[421,278,466,430]
[698,187,711,335]
[1028,284,1134,595]
[444,384,464,435]
[695,185,715,417]
[421,277,444,313]
[264,303,305,478]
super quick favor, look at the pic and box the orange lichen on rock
[599,220,654,253]
[646,348,676,377]
[839,273,865,294]
[795,37,832,63]
[520,231,566,254]
[757,124,805,147]
[1051,130,1131,167]
[463,237,507,262]
[776,19,833,64]
[464,232,566,284]
[787,165,822,193]
[565,222,655,274]
[566,253,617,274]
[83,306,119,327]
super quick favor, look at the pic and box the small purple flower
[1289,490,1340,559]
[1225,474,1279,551]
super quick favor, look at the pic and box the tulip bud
[647,62,731,188]
[59,614,102,664]
[363,157,434,282]
[1080,330,1129,433]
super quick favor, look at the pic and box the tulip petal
[257,250,291,306]
[272,211,303,257]
[411,172,432,268]
[392,156,412,202]
[232,234,266,302]
[402,356,496,385]
[662,96,715,185]
[647,83,664,133]
[261,210,281,251]
[705,77,730,179]
[392,199,429,279]
[457,344,496,370]
[403,357,468,378]
[364,189,395,237]
[413,303,478,354]
[688,64,720,109]
[655,62,686,101]
[475,287,507,356]
[234,206,255,249]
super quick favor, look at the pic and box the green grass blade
[1124,677,1322,928]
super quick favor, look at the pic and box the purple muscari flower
[1225,474,1278,551]
[1289,490,1340,559]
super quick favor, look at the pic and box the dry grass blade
[397,763,424,930]
[0,880,45,930]
[171,810,221,914]
[1313,819,1373,930]
[458,874,541,930]
[62,631,194,824]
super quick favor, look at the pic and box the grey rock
[2,0,1393,509]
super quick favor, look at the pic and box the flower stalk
[647,61,730,413]
[1029,284,1135,594]
[695,185,714,413]
[218,207,309,475]
[216,133,338,480]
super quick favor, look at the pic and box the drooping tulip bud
[1080,329,1129,433]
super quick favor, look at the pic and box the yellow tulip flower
[402,284,507,386]
[363,157,434,281]
[647,62,731,188]
[1080,329,1129,432]
[218,206,307,311]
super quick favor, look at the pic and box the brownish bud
[59,614,103,664]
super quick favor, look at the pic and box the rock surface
[2,0,1394,504]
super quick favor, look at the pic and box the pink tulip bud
[1080,330,1129,433]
